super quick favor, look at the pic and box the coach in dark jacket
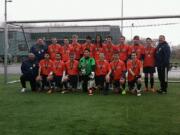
[20,53,39,92]
[156,35,171,94]
[30,38,47,62]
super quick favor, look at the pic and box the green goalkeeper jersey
[79,57,95,76]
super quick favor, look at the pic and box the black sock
[144,77,148,88]
[137,83,141,90]
[150,77,154,88]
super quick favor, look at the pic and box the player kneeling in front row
[79,48,96,95]
[36,53,54,92]
[127,52,143,96]
[20,53,39,92]
[63,52,79,92]
[50,53,65,93]
[110,52,126,95]
[95,53,111,95]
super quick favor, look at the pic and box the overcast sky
[0,0,180,45]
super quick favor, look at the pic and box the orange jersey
[95,60,110,76]
[102,44,117,62]
[39,59,54,76]
[61,45,71,62]
[82,43,95,57]
[127,59,142,81]
[128,45,145,60]
[93,44,104,61]
[69,43,82,60]
[53,60,65,76]
[65,60,79,75]
[48,44,62,61]
[110,60,126,80]
[117,44,130,62]
[144,47,156,67]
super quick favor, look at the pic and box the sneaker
[144,87,148,92]
[157,89,163,94]
[122,90,126,95]
[137,90,141,96]
[162,91,167,94]
[88,89,93,96]
[61,90,67,94]
[150,87,156,93]
[21,88,26,93]
[47,89,53,94]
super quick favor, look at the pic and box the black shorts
[68,75,78,89]
[95,75,105,87]
[113,80,120,89]
[54,75,62,88]
[143,66,155,74]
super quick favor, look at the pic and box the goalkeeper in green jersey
[79,48,96,95]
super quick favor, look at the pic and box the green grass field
[0,76,180,135]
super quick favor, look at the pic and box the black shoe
[162,90,167,94]
[157,89,163,94]
[157,89,167,94]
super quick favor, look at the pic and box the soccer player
[64,52,79,92]
[143,38,156,92]
[95,53,111,95]
[52,53,65,93]
[127,52,143,96]
[117,36,130,63]
[128,35,145,61]
[48,38,62,61]
[102,36,117,62]
[36,53,54,92]
[82,36,95,58]
[61,37,71,62]
[110,52,126,95]
[30,38,47,62]
[156,35,171,94]
[79,48,96,95]
[20,53,39,92]
[69,34,82,60]
[116,36,130,90]
[94,35,104,61]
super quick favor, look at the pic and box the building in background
[0,25,121,62]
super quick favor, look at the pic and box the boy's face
[56,54,61,60]
[84,50,90,57]
[44,54,50,59]
[131,53,137,60]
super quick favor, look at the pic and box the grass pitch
[0,77,180,135]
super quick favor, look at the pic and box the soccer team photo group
[20,34,170,96]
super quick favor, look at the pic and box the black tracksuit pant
[157,66,168,92]
[20,75,36,91]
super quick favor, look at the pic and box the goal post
[3,15,180,84]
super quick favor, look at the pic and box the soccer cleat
[150,87,156,93]
[157,89,163,94]
[121,90,126,95]
[162,91,167,94]
[144,87,148,92]
[88,89,93,96]
[47,89,53,94]
[21,88,26,93]
[137,90,141,96]
[61,91,66,94]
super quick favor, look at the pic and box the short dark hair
[106,35,112,40]
[146,37,152,41]
[84,48,90,52]
[64,36,69,39]
[86,36,92,40]
[120,36,125,39]
[133,35,140,40]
